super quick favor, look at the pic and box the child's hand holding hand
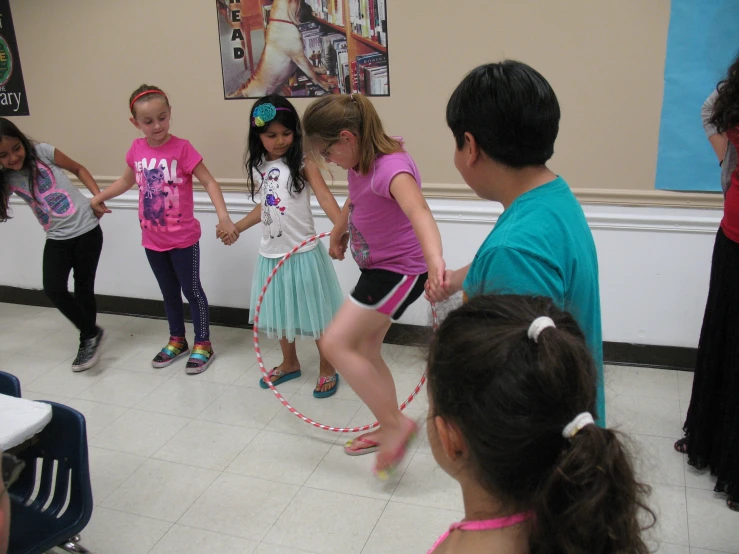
[329,229,349,260]
[90,197,111,219]
[216,225,239,246]
[218,229,235,245]
[425,256,451,303]
[217,219,239,245]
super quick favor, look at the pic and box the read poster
[216,0,390,99]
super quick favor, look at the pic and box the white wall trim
[66,175,726,209]
[3,187,721,348]
[13,189,720,235]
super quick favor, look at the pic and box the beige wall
[8,0,685,201]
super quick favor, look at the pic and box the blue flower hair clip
[252,103,290,127]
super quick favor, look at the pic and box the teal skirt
[249,241,344,341]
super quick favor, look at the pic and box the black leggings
[42,225,103,341]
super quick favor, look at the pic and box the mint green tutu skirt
[249,241,344,341]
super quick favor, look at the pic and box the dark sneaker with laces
[72,327,105,372]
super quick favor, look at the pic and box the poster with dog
[216,0,390,99]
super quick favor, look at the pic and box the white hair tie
[527,316,556,343]
[562,412,595,439]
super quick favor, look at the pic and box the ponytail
[529,316,655,554]
[427,294,655,554]
[531,425,654,553]
[351,94,402,174]
[302,94,402,174]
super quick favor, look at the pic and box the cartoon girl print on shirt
[12,162,76,231]
[262,167,286,239]
[135,159,182,232]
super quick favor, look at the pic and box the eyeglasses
[320,142,335,161]
[1,452,25,496]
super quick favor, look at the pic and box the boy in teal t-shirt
[429,61,604,423]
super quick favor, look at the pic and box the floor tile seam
[299,481,395,503]
[70,366,178,407]
[21,356,97,392]
[98,454,221,518]
[260,391,364,440]
[96,503,177,526]
[606,391,683,402]
[151,421,261,473]
[603,428,684,441]
[194,410,268,431]
[358,497,392,553]
[133,377,232,420]
[250,475,304,545]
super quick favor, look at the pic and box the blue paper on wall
[655,0,738,192]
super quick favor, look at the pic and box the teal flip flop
[259,367,302,389]
[313,374,339,398]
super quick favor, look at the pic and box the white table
[0,394,53,450]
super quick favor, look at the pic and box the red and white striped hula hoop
[253,232,438,433]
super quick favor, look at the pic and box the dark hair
[244,95,306,200]
[0,118,48,222]
[710,52,739,133]
[446,61,560,168]
[129,84,170,117]
[427,294,654,554]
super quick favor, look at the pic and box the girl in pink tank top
[302,94,448,481]
[425,295,653,553]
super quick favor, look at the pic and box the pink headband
[130,90,167,112]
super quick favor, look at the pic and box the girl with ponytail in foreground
[425,294,654,553]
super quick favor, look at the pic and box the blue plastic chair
[0,371,21,398]
[8,401,94,554]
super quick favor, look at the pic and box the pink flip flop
[373,419,419,481]
[344,432,380,456]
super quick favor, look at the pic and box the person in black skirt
[675,52,739,512]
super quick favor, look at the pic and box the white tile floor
[1,302,737,553]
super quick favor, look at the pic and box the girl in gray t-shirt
[0,118,108,372]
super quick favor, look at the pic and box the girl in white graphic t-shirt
[226,95,344,398]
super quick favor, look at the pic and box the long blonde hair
[302,94,402,174]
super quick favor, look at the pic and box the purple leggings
[145,242,210,343]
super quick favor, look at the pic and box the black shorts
[350,269,428,320]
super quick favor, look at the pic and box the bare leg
[351,319,395,443]
[323,301,414,463]
[364,320,397,401]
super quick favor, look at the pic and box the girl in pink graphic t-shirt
[302,93,448,480]
[91,84,239,375]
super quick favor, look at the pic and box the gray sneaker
[72,328,105,372]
